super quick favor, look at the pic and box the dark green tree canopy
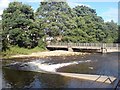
[2,2,44,49]
[1,1,118,51]
[62,5,118,43]
[73,5,97,16]
[36,2,76,38]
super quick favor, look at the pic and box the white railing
[48,42,118,49]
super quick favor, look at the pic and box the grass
[1,46,47,58]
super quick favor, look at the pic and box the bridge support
[67,44,73,52]
[101,48,107,54]
[68,47,73,52]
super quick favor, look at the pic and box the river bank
[2,50,90,60]
[11,50,89,58]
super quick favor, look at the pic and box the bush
[38,39,46,49]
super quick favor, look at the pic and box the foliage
[1,46,46,57]
[118,25,120,43]
[1,1,118,53]
[38,38,46,49]
[2,2,44,49]
[0,20,9,51]
[62,5,118,43]
[104,20,118,43]
[36,2,76,39]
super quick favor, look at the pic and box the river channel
[1,52,119,88]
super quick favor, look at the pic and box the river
[1,52,119,88]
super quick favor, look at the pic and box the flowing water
[1,52,119,88]
[57,53,119,77]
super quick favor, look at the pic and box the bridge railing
[48,42,118,48]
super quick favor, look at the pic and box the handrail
[48,43,118,48]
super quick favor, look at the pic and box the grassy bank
[1,46,46,59]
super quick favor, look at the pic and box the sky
[0,0,119,23]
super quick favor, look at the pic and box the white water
[27,60,91,72]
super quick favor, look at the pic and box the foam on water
[27,60,92,72]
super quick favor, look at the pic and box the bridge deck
[47,43,119,53]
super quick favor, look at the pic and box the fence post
[67,43,73,52]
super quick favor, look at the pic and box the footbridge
[47,43,119,53]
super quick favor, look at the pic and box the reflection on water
[2,52,119,88]
[2,68,67,88]
[2,68,113,88]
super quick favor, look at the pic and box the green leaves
[36,2,75,39]
[62,5,118,43]
[1,1,118,51]
[2,1,44,49]
[73,5,97,17]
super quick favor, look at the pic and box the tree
[36,1,76,42]
[73,5,97,17]
[65,5,118,43]
[2,1,118,51]
[104,20,118,43]
[2,2,43,48]
[118,25,120,43]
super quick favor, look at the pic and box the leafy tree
[2,2,43,48]
[1,1,118,52]
[118,25,120,43]
[0,20,9,51]
[36,1,76,41]
[73,5,97,17]
[104,20,118,43]
[64,5,118,43]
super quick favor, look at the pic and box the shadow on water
[2,68,67,88]
[2,67,113,88]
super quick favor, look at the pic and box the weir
[27,60,116,84]
[55,72,116,84]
